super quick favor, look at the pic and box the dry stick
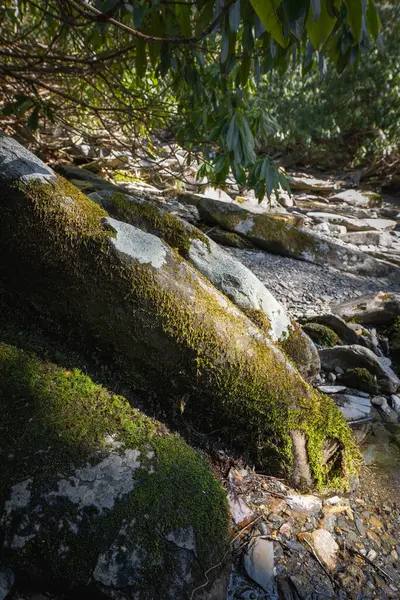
[302,538,342,594]
[189,514,263,600]
[348,547,396,585]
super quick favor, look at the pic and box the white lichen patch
[2,479,32,516]
[166,527,197,555]
[93,519,144,587]
[104,217,167,269]
[234,218,255,235]
[47,449,143,513]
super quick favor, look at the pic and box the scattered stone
[317,385,346,394]
[332,394,372,421]
[305,313,360,345]
[286,494,322,516]
[390,394,400,414]
[302,529,339,571]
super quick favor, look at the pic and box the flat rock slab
[307,213,396,232]
[332,292,400,325]
[333,394,372,422]
[317,385,347,394]
[244,538,277,597]
[330,190,380,208]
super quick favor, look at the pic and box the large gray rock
[339,231,393,247]
[332,292,400,325]
[329,190,381,208]
[319,345,400,394]
[0,343,229,599]
[197,198,399,278]
[0,565,13,600]
[0,135,357,490]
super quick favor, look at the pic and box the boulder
[90,190,320,380]
[244,538,277,598]
[0,343,229,598]
[0,135,358,488]
[332,292,400,325]
[197,198,399,278]
[319,346,400,394]
[302,323,341,348]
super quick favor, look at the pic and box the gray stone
[330,189,379,207]
[340,231,393,248]
[244,538,277,597]
[0,565,14,600]
[104,217,168,269]
[317,385,347,394]
[0,136,54,183]
[390,394,400,415]
[319,345,400,393]
[332,292,400,325]
[286,494,322,515]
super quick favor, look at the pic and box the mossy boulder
[302,323,341,348]
[0,343,229,599]
[339,368,379,395]
[90,189,320,380]
[197,198,400,278]
[0,136,359,488]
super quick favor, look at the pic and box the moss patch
[339,368,379,395]
[0,343,229,589]
[302,323,341,348]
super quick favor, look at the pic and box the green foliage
[0,0,385,197]
[248,3,399,167]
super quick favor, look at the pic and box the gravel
[226,247,400,320]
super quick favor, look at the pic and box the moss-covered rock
[197,198,400,278]
[339,368,379,395]
[302,323,341,348]
[0,136,360,489]
[0,343,229,598]
[90,189,319,379]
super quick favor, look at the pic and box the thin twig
[189,514,263,599]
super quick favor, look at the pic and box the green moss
[209,207,319,259]
[113,170,143,184]
[381,293,394,301]
[207,228,253,249]
[302,322,341,347]
[241,308,272,334]
[101,191,210,254]
[387,316,400,359]
[0,176,360,490]
[339,368,378,394]
[0,343,229,589]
